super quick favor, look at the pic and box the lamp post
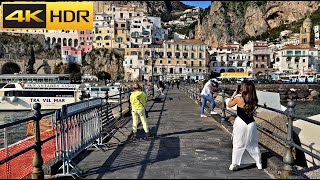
[145,50,158,97]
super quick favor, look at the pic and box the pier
[0,84,319,179]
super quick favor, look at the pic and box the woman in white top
[227,81,262,171]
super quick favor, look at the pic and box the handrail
[0,87,133,179]
[180,82,320,179]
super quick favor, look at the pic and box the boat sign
[24,84,79,89]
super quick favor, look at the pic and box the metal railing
[180,82,320,179]
[0,88,132,179]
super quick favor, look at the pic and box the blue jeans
[201,95,215,115]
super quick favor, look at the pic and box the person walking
[176,79,180,89]
[171,79,175,89]
[200,79,218,117]
[130,83,153,140]
[227,81,262,171]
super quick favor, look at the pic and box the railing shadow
[79,88,181,179]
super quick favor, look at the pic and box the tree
[96,71,111,85]
[70,72,82,83]
[26,46,36,74]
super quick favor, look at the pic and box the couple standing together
[200,80,262,171]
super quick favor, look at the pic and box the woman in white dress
[227,81,262,171]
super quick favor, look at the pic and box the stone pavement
[74,88,273,179]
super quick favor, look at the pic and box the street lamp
[144,50,158,97]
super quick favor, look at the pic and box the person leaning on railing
[130,83,153,140]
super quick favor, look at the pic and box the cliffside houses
[209,17,320,78]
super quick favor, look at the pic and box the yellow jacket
[130,91,147,110]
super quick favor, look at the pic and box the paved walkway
[75,88,273,179]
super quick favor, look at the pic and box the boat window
[4,84,16,88]
[4,91,15,96]
[8,91,75,97]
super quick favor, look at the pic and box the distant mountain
[195,1,320,47]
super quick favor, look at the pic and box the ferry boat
[0,83,87,111]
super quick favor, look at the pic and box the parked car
[275,79,283,84]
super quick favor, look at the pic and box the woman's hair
[241,81,258,116]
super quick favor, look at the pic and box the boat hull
[0,96,78,110]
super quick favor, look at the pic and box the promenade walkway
[73,88,273,179]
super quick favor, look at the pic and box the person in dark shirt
[227,81,262,171]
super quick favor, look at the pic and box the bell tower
[299,17,315,48]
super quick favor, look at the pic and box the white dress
[232,115,261,166]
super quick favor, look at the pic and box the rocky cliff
[196,1,320,47]
[82,48,125,80]
[0,32,61,60]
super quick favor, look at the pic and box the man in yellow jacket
[130,83,152,140]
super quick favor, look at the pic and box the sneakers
[256,163,263,170]
[229,164,238,171]
[201,114,207,118]
[145,132,153,140]
[210,111,218,115]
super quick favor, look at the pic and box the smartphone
[236,85,241,94]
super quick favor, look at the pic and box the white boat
[0,83,87,111]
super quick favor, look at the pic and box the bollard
[221,89,226,124]
[31,103,44,179]
[281,99,296,179]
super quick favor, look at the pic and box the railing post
[31,103,44,179]
[281,99,296,179]
[119,88,123,119]
[221,89,226,124]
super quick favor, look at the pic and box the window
[191,53,194,59]
[184,45,188,50]
[167,52,172,58]
[176,45,179,50]
[159,52,163,58]
[175,52,180,58]
[177,61,179,64]
[303,59,306,63]
[286,50,293,55]
[184,61,187,64]
[168,44,171,48]
[64,51,69,55]
[120,13,123,19]
[191,45,194,51]
[199,45,202,50]
[168,60,171,64]
[261,64,265,68]
[118,37,123,42]
[121,24,125,28]
[183,52,188,58]
[199,53,202,59]
[129,13,132,18]
[256,64,258,68]
[191,61,194,66]
[160,60,162,64]
[106,43,110,46]
[80,31,84,34]
[199,61,202,66]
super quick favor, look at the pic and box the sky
[181,1,212,9]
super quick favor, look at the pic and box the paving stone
[72,88,272,179]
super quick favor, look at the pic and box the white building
[274,45,319,75]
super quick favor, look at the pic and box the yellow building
[124,39,209,80]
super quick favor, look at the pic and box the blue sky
[181,1,211,9]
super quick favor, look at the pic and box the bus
[316,74,320,83]
[289,75,299,84]
[307,75,315,84]
[298,75,306,84]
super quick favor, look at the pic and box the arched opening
[104,36,111,40]
[63,38,67,46]
[96,36,102,40]
[46,37,51,44]
[228,69,235,72]
[68,38,72,46]
[74,39,78,47]
[1,62,21,74]
[52,37,56,45]
[57,38,61,45]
